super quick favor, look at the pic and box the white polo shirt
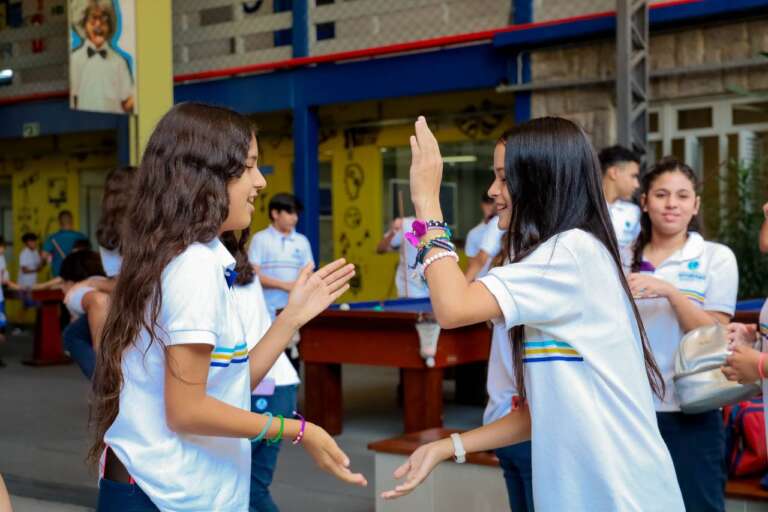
[390,217,429,298]
[479,229,683,511]
[99,246,122,278]
[476,216,504,278]
[248,225,314,319]
[483,321,517,425]
[104,238,251,512]
[608,200,641,266]
[18,247,41,287]
[465,220,488,258]
[635,232,738,412]
[233,278,300,387]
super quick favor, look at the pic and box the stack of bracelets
[404,219,458,283]
[251,411,306,445]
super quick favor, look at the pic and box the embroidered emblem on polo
[688,261,700,270]
[522,340,583,363]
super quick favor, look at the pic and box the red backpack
[724,397,768,477]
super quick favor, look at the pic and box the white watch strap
[450,433,466,464]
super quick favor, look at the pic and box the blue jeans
[250,384,298,512]
[495,442,534,512]
[97,479,159,511]
[657,411,726,512]
[62,314,95,379]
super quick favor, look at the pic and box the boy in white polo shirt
[599,145,641,267]
[376,216,429,298]
[249,193,314,366]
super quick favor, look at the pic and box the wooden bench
[369,428,768,512]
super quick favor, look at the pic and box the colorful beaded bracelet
[292,411,306,445]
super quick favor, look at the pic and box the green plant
[716,157,768,299]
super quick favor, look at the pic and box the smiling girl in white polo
[629,157,738,512]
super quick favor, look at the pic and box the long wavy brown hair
[96,166,136,251]
[88,102,254,464]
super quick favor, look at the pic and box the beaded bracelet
[421,251,459,278]
[292,411,306,445]
[415,239,456,266]
[251,412,273,443]
[266,415,285,446]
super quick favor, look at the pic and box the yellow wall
[250,134,295,234]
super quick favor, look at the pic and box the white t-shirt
[99,246,122,278]
[63,276,108,317]
[104,239,251,512]
[478,229,684,511]
[70,41,133,114]
[233,278,300,387]
[477,216,504,278]
[608,200,641,267]
[390,217,429,298]
[465,221,489,258]
[18,247,41,287]
[483,321,517,425]
[248,225,314,319]
[635,232,738,412]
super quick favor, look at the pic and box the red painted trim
[0,90,68,106]
[0,0,703,104]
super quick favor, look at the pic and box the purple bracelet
[292,411,306,445]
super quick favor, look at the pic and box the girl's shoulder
[700,239,737,267]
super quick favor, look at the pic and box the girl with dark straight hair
[90,102,365,511]
[630,157,737,512]
[382,116,684,511]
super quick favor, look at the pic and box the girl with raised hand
[629,157,737,512]
[382,116,684,511]
[90,103,365,512]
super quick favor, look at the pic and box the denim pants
[62,314,95,379]
[495,441,534,512]
[657,410,726,512]
[97,479,159,512]
[250,384,298,512]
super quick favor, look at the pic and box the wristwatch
[450,433,466,464]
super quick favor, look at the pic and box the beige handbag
[673,324,760,414]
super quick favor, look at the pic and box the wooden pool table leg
[402,367,443,433]
[304,362,343,435]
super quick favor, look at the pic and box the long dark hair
[96,166,136,251]
[631,157,700,272]
[220,229,255,286]
[89,103,254,463]
[498,117,663,400]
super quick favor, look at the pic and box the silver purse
[673,323,760,414]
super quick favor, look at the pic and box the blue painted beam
[292,0,310,59]
[293,104,320,262]
[0,99,123,140]
[512,0,533,123]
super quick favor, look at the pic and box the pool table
[299,298,492,435]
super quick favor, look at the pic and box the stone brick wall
[529,18,768,147]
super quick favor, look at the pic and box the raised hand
[283,258,355,327]
[380,439,452,500]
[409,116,444,221]
[302,423,367,487]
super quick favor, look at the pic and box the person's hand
[380,438,453,500]
[282,259,354,327]
[390,218,403,233]
[409,117,444,220]
[302,423,367,487]
[628,273,673,299]
[726,322,757,349]
[722,344,762,384]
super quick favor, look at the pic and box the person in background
[376,216,429,298]
[18,233,44,289]
[464,193,496,261]
[249,193,314,368]
[0,237,20,368]
[599,145,642,267]
[42,210,88,277]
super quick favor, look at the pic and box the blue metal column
[513,0,532,123]
[293,104,320,262]
[292,0,310,58]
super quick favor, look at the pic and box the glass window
[677,107,712,130]
[733,102,768,126]
[649,111,659,133]
[381,140,495,245]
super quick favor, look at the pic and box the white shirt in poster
[478,229,684,511]
[70,40,133,114]
[248,225,314,319]
[233,278,300,387]
[104,238,251,512]
[18,247,41,287]
[390,217,429,298]
[635,232,738,412]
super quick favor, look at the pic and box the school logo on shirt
[523,340,583,364]
[688,261,700,270]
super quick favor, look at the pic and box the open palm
[284,258,355,327]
